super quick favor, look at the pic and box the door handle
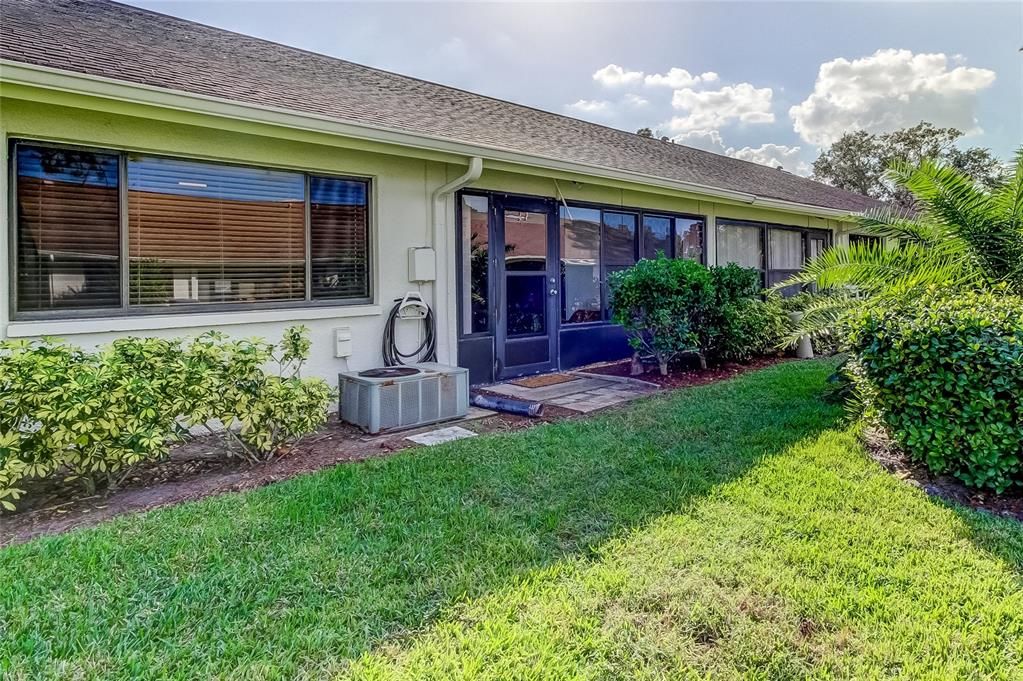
[549,289,558,296]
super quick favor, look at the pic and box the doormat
[511,373,578,389]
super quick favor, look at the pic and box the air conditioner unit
[339,363,469,434]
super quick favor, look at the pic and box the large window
[560,204,704,324]
[12,142,371,317]
[310,177,370,300]
[641,214,672,260]
[603,211,637,317]
[717,221,764,271]
[560,206,601,324]
[767,227,805,290]
[675,218,704,263]
[718,218,830,292]
[127,156,306,306]
[15,146,121,311]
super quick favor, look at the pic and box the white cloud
[623,93,649,108]
[670,130,809,175]
[566,99,613,115]
[730,143,810,175]
[592,64,644,87]
[666,83,775,132]
[670,129,726,152]
[644,68,719,89]
[790,48,997,147]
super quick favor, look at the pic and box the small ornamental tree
[608,256,715,374]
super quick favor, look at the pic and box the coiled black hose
[382,298,437,366]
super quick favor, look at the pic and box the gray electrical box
[339,363,469,434]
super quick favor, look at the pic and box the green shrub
[846,289,1023,491]
[608,259,785,372]
[0,326,334,511]
[713,295,791,362]
[196,327,334,460]
[709,262,762,302]
[0,337,190,509]
[704,264,790,362]
[609,256,715,374]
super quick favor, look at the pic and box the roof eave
[1,59,856,220]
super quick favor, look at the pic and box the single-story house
[1,0,879,385]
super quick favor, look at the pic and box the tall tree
[636,127,654,138]
[812,122,1005,208]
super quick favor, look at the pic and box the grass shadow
[0,359,844,679]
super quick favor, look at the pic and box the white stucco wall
[2,90,859,386]
[1,95,460,384]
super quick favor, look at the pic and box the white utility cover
[334,326,352,358]
[408,247,436,282]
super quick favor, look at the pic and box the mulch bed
[862,426,1023,522]
[582,354,791,389]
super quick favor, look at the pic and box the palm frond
[774,240,973,295]
[889,157,1018,284]
[782,290,862,347]
[852,206,943,246]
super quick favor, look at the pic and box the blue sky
[129,1,1021,175]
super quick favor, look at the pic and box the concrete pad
[406,426,478,446]
[487,377,615,401]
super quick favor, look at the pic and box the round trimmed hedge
[847,289,1023,491]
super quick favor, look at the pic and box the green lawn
[2,359,1021,679]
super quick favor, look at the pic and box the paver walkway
[485,372,657,413]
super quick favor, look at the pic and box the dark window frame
[557,204,603,327]
[717,218,831,289]
[454,190,708,335]
[9,139,373,320]
[849,233,884,250]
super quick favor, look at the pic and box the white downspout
[431,157,483,365]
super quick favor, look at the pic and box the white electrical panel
[408,247,436,282]
[334,326,352,358]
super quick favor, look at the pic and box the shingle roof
[1,0,880,213]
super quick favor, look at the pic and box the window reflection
[560,206,601,324]
[461,195,489,334]
[675,218,704,263]
[603,211,637,316]
[504,210,547,272]
[506,275,546,336]
[642,215,672,260]
[16,146,121,311]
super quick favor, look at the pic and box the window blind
[310,177,370,300]
[127,156,306,306]
[15,146,121,311]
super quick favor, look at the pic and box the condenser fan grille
[358,367,421,378]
